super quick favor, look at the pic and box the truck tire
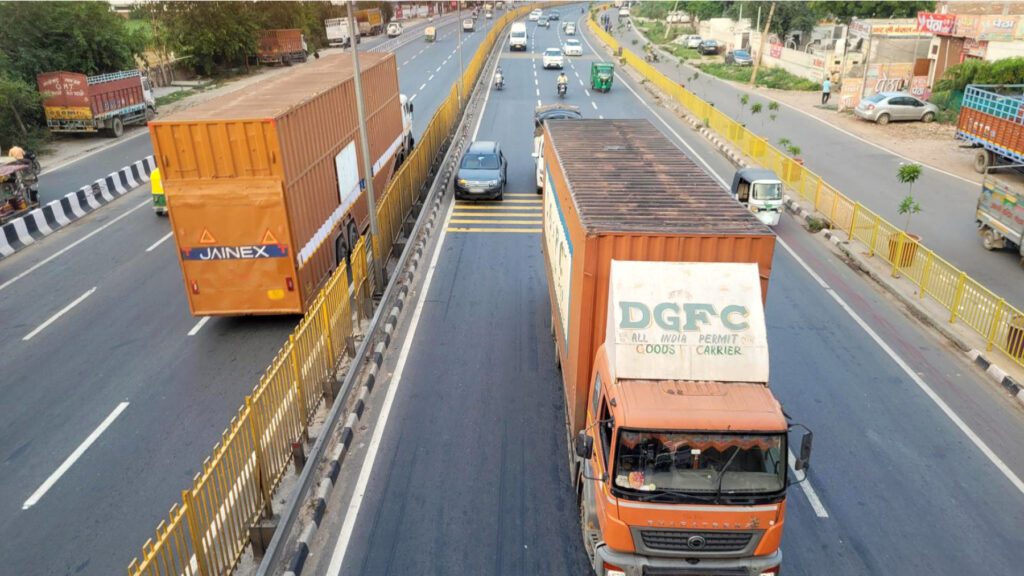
[347,220,361,258]
[974,149,993,173]
[146,107,157,122]
[981,228,1002,251]
[110,117,125,138]
[335,234,349,267]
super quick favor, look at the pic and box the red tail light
[867,104,875,111]
[191,280,199,294]
[286,277,295,291]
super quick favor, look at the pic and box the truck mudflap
[594,544,781,576]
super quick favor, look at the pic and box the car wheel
[876,113,890,126]
[497,182,504,201]
[922,111,935,123]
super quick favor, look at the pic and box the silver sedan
[854,92,938,125]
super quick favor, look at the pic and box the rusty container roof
[545,119,772,236]
[157,52,392,122]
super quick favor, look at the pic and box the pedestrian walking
[821,77,832,105]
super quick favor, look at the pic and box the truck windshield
[613,430,785,499]
[752,182,782,201]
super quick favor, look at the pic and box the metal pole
[347,1,384,289]
[457,3,465,103]
[750,1,775,87]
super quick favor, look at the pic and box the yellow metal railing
[588,16,1024,369]
[128,6,532,575]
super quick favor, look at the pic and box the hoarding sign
[917,12,956,35]
[543,170,573,345]
[839,77,864,111]
[910,76,931,101]
[977,15,1018,42]
[608,261,769,383]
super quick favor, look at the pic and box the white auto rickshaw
[731,168,783,226]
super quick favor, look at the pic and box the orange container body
[541,120,777,435]
[149,52,403,316]
[259,29,304,59]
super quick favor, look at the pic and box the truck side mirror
[531,152,539,158]
[795,431,813,471]
[408,102,414,113]
[574,431,594,460]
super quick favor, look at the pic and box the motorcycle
[557,82,567,98]
[494,72,504,90]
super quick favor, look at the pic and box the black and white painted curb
[0,156,156,260]
[968,350,1024,406]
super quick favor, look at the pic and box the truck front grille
[642,567,749,576]
[639,530,753,553]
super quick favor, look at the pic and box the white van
[509,22,528,51]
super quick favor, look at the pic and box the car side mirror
[574,431,594,460]
[795,431,813,471]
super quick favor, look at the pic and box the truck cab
[731,168,783,227]
[573,260,803,576]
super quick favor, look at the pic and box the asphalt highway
[610,15,1024,312]
[300,9,1024,576]
[0,13,500,576]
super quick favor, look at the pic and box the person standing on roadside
[821,76,832,105]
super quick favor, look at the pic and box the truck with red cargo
[148,52,415,316]
[540,119,812,576]
[36,70,156,138]
[258,29,308,65]
[955,84,1024,173]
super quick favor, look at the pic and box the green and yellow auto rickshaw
[425,26,436,42]
[150,168,167,216]
[590,62,614,92]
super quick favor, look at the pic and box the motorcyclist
[556,71,568,95]
[494,66,504,88]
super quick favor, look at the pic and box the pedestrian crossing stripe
[452,213,542,217]
[453,204,542,210]
[450,219,542,225]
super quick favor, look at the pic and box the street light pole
[347,0,384,288]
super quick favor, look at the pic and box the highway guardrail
[587,15,1024,370]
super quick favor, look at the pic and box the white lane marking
[23,287,97,341]
[536,88,541,96]
[585,88,591,96]
[428,74,435,81]
[22,401,129,509]
[436,65,442,72]
[145,231,174,253]
[591,101,597,110]
[579,78,585,87]
[779,236,1024,496]
[599,114,605,119]
[39,132,148,176]
[187,316,211,336]
[534,78,538,86]
[402,60,409,66]
[326,199,456,575]
[0,199,150,294]
[788,450,829,518]
[537,99,542,107]
[419,82,427,91]
[409,93,417,102]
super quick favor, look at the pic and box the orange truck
[540,119,812,576]
[149,52,415,316]
[257,29,308,65]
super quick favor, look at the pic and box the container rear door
[170,179,302,315]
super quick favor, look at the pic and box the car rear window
[545,49,562,56]
[864,93,887,103]
[462,154,500,170]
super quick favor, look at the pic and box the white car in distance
[542,47,565,69]
[562,38,583,56]
[529,9,542,21]
[565,22,576,35]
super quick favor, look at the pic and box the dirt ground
[754,87,980,184]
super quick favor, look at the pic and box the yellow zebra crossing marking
[449,198,542,234]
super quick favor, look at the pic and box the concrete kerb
[602,24,1024,408]
[260,14,510,576]
[0,155,156,261]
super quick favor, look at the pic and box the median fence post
[919,251,933,299]
[869,216,880,256]
[183,489,210,576]
[987,299,1006,351]
[289,335,309,442]
[950,272,968,323]
[245,396,274,518]
[848,202,859,241]
[814,180,822,212]
[891,232,905,277]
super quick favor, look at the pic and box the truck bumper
[596,544,781,576]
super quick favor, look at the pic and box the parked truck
[36,70,156,138]
[356,8,385,35]
[258,29,308,65]
[325,17,358,47]
[956,84,1024,173]
[148,52,415,316]
[541,119,810,576]
[976,174,1024,264]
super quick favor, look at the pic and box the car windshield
[735,50,750,58]
[461,153,500,170]
[566,40,580,46]
[512,31,526,38]
[752,182,783,201]
[613,430,786,497]
[545,49,562,56]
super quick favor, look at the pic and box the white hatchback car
[542,47,565,69]
[565,22,576,35]
[529,9,542,21]
[562,38,583,56]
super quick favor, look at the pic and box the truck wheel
[875,113,890,126]
[347,220,361,256]
[981,228,1001,251]
[974,149,993,174]
[579,500,598,569]
[111,117,125,138]
[146,107,156,122]
[335,234,350,266]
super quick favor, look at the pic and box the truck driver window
[599,399,612,464]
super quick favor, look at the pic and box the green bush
[936,57,1024,92]
[697,63,821,91]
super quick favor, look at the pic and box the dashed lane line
[22,287,97,341]
[187,316,211,337]
[145,231,174,253]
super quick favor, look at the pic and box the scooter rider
[556,71,568,92]
[494,66,504,88]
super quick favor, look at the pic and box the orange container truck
[149,52,415,316]
[257,29,308,65]
[540,119,811,576]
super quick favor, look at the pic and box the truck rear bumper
[596,544,781,576]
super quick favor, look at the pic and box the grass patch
[635,20,694,45]
[697,63,821,91]
[660,44,700,61]
[156,88,195,107]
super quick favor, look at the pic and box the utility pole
[347,0,384,288]
[749,1,776,87]
[665,0,681,38]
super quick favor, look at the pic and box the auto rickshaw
[590,62,614,92]
[425,26,436,42]
[730,168,783,226]
[0,156,39,225]
[150,168,167,215]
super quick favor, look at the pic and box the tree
[896,163,923,233]
[139,2,264,76]
[0,2,146,84]
[808,1,935,23]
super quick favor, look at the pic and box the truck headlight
[458,179,468,186]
